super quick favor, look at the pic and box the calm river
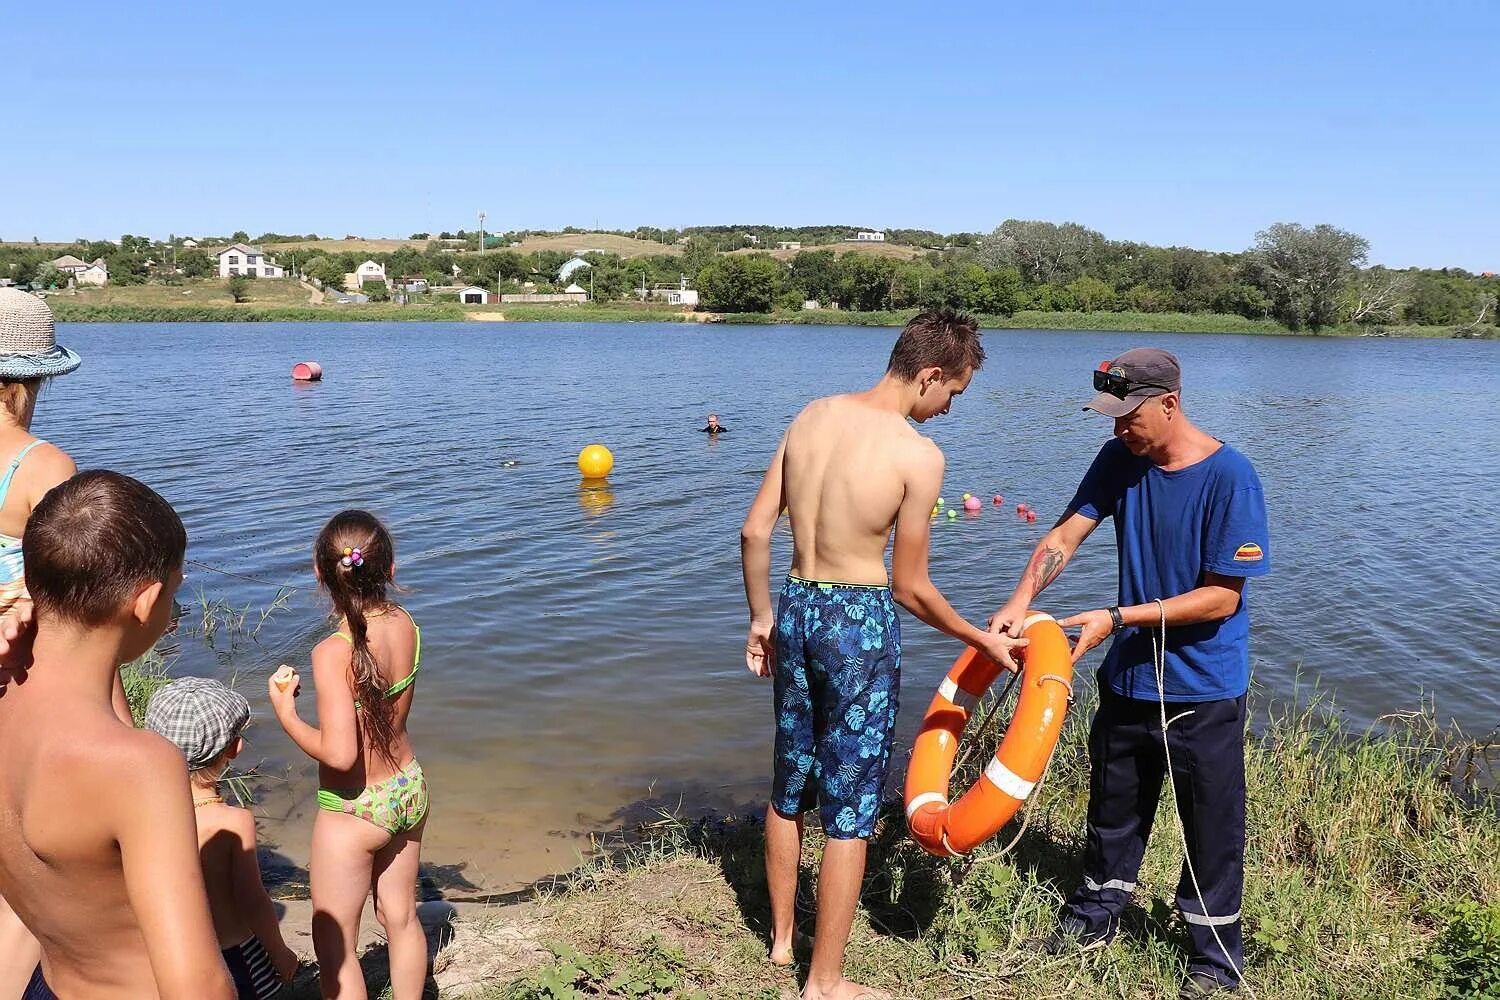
[44,321,1500,892]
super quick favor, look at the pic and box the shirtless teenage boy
[741,308,1027,1000]
[0,470,233,999]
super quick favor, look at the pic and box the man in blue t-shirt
[988,347,1270,998]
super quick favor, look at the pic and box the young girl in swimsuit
[268,509,428,1000]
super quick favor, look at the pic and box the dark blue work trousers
[1064,683,1247,985]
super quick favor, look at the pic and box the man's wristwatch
[1107,606,1126,633]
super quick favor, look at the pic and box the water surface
[46,322,1500,890]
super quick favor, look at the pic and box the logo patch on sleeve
[1233,543,1264,562]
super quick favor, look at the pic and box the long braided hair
[315,509,402,765]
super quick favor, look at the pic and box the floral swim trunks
[771,575,901,839]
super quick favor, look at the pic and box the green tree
[1248,222,1369,331]
[177,249,213,279]
[836,254,896,311]
[1066,275,1115,312]
[788,250,839,304]
[697,254,782,312]
[979,219,1106,285]
[303,255,346,289]
[227,276,251,302]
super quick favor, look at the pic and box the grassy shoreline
[122,619,1498,997]
[48,300,1494,339]
[460,691,1498,999]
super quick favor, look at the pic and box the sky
[3,1,1496,270]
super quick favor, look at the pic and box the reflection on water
[43,321,1500,890]
[577,479,615,517]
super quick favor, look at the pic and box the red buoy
[292,361,323,382]
[993,494,1003,505]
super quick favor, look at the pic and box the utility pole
[479,211,486,256]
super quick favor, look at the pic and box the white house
[557,257,592,282]
[50,255,109,286]
[647,276,699,307]
[851,230,886,242]
[456,285,493,304]
[347,260,388,290]
[777,241,802,251]
[180,238,199,248]
[215,244,285,278]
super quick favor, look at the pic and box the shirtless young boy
[0,470,234,999]
[145,678,299,998]
[740,308,1028,1000]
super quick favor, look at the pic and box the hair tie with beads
[340,546,364,569]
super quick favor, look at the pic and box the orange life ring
[904,613,1073,857]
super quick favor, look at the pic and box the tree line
[3,221,1494,331]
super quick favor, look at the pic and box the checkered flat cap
[144,676,250,770]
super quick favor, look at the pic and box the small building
[777,241,802,251]
[851,231,886,242]
[215,244,285,278]
[456,285,494,305]
[395,276,429,294]
[347,260,388,290]
[180,238,199,248]
[648,286,699,307]
[49,255,109,286]
[557,257,592,282]
[564,282,588,297]
[743,233,759,245]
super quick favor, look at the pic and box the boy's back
[781,394,937,586]
[0,469,233,1000]
[0,689,202,998]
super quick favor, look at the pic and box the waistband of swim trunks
[785,574,890,592]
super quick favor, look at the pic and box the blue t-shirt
[1069,439,1270,702]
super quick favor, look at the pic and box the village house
[49,255,109,286]
[215,244,285,278]
[850,230,886,242]
[777,241,802,251]
[346,260,388,290]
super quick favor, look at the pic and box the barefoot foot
[801,978,892,1000]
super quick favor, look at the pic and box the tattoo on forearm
[1031,546,1066,594]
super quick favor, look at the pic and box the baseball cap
[144,676,250,770]
[1083,347,1182,417]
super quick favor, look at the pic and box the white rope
[1152,598,1253,995]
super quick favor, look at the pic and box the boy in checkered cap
[147,677,298,998]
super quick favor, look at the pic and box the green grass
[471,687,1498,999]
[50,302,468,322]
[494,304,699,323]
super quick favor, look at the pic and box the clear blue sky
[5,1,1496,269]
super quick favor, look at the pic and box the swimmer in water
[700,413,728,435]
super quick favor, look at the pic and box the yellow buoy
[577,444,614,479]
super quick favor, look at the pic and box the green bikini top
[333,607,422,705]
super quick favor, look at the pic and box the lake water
[44,321,1500,893]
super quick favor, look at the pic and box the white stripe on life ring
[905,792,948,820]
[982,757,1036,801]
[937,677,979,711]
[1021,612,1055,631]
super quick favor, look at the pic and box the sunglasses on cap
[1093,368,1173,400]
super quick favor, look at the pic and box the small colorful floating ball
[993,494,1004,505]
[962,493,972,501]
[1026,511,1038,523]
[937,497,946,507]
[577,444,614,479]
[947,509,958,520]
[963,496,982,512]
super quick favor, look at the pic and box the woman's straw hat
[0,288,81,380]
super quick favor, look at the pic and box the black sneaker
[1037,918,1116,955]
[1178,971,1241,998]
